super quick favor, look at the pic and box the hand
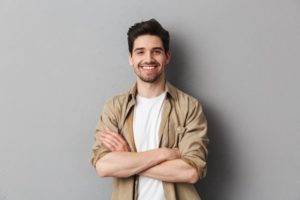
[169,148,181,160]
[100,131,130,152]
[161,147,181,161]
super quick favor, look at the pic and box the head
[127,19,171,84]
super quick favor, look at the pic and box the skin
[129,34,170,98]
[98,132,198,183]
[96,35,198,183]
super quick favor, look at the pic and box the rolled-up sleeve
[178,99,209,179]
[90,99,119,167]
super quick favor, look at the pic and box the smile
[142,66,155,70]
[140,64,158,70]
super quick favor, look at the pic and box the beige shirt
[91,81,209,200]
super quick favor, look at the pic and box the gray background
[0,0,299,200]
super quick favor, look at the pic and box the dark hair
[127,19,170,54]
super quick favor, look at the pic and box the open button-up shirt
[91,81,208,200]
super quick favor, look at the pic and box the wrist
[159,147,180,161]
[158,147,170,161]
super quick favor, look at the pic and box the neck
[136,78,166,98]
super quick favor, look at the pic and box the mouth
[140,64,158,70]
[141,66,156,70]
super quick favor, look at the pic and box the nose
[144,52,154,63]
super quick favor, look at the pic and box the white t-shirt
[133,92,166,200]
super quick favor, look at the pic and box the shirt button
[177,127,184,132]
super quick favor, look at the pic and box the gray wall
[1,0,299,200]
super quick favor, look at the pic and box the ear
[128,53,133,66]
[165,51,171,64]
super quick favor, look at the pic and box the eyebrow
[152,47,164,51]
[133,47,164,52]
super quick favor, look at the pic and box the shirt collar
[127,80,177,101]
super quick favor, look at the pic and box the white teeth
[142,66,155,70]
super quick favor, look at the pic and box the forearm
[139,159,198,184]
[95,148,177,178]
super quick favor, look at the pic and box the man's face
[129,35,170,83]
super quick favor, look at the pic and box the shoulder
[103,91,129,112]
[171,85,202,108]
[170,86,207,127]
[105,91,128,106]
[169,84,206,122]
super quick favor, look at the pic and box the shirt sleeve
[178,99,209,179]
[90,100,119,168]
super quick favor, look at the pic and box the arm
[96,97,208,183]
[139,159,198,183]
[97,99,208,182]
[96,147,179,178]
[99,132,196,183]
[91,104,180,178]
[175,99,209,181]
[91,101,120,168]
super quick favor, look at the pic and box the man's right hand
[100,131,180,160]
[100,131,130,152]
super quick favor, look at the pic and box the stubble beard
[135,62,163,83]
[137,73,161,83]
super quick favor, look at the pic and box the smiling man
[91,19,208,200]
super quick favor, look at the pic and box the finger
[101,131,112,137]
[104,131,130,152]
[100,134,109,143]
[101,132,117,142]
[100,133,109,140]
[101,136,116,148]
[105,132,125,146]
[104,137,118,147]
[101,137,116,151]
[107,131,128,146]
[103,137,125,152]
[101,134,123,148]
[100,132,109,140]
[106,131,122,140]
[124,145,130,152]
[101,137,112,147]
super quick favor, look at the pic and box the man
[91,19,208,200]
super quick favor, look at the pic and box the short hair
[127,19,170,54]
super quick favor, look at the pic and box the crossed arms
[96,131,199,184]
[91,99,208,184]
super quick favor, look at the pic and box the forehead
[133,35,164,49]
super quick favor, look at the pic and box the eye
[136,51,144,55]
[153,50,162,54]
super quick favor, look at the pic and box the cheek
[132,60,141,69]
[136,59,144,66]
[159,58,167,65]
